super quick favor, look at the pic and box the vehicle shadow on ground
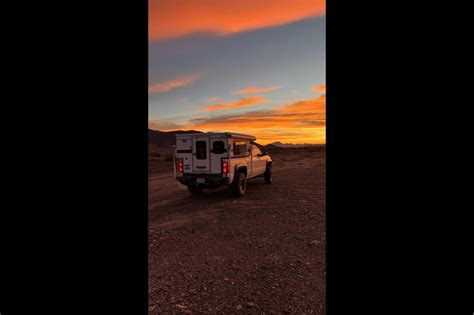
[187,179,268,200]
[149,177,273,224]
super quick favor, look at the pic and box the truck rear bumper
[177,175,230,189]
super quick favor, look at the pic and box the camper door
[192,136,210,172]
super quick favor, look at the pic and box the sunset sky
[149,0,325,145]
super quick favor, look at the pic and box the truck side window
[233,141,248,156]
[212,141,226,154]
[196,141,207,159]
[252,146,262,157]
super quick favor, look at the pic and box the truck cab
[174,132,272,196]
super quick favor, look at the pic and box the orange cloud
[312,83,326,94]
[181,96,326,144]
[278,95,325,114]
[149,74,200,94]
[149,0,326,42]
[236,86,281,95]
[204,97,268,111]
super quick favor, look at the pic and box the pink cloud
[148,74,200,94]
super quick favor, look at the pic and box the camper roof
[176,132,256,141]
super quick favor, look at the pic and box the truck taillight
[176,158,183,173]
[222,160,229,174]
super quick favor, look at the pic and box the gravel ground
[149,151,326,314]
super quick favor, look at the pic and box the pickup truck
[173,132,272,196]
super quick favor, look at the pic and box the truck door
[192,136,210,172]
[251,145,267,176]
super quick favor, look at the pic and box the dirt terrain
[148,151,326,314]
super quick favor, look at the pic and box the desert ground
[148,150,326,314]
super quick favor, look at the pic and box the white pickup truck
[174,132,272,196]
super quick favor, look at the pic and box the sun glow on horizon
[149,95,325,145]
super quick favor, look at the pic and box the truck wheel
[264,165,272,184]
[188,185,203,195]
[232,173,247,197]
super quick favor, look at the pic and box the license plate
[196,178,205,184]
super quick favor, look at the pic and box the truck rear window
[196,141,207,159]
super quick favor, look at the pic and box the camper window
[196,141,207,159]
[212,141,226,154]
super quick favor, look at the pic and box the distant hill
[268,141,323,148]
[261,144,280,150]
[148,129,202,149]
[148,129,323,150]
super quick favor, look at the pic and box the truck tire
[264,165,272,184]
[232,173,247,197]
[188,185,203,195]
